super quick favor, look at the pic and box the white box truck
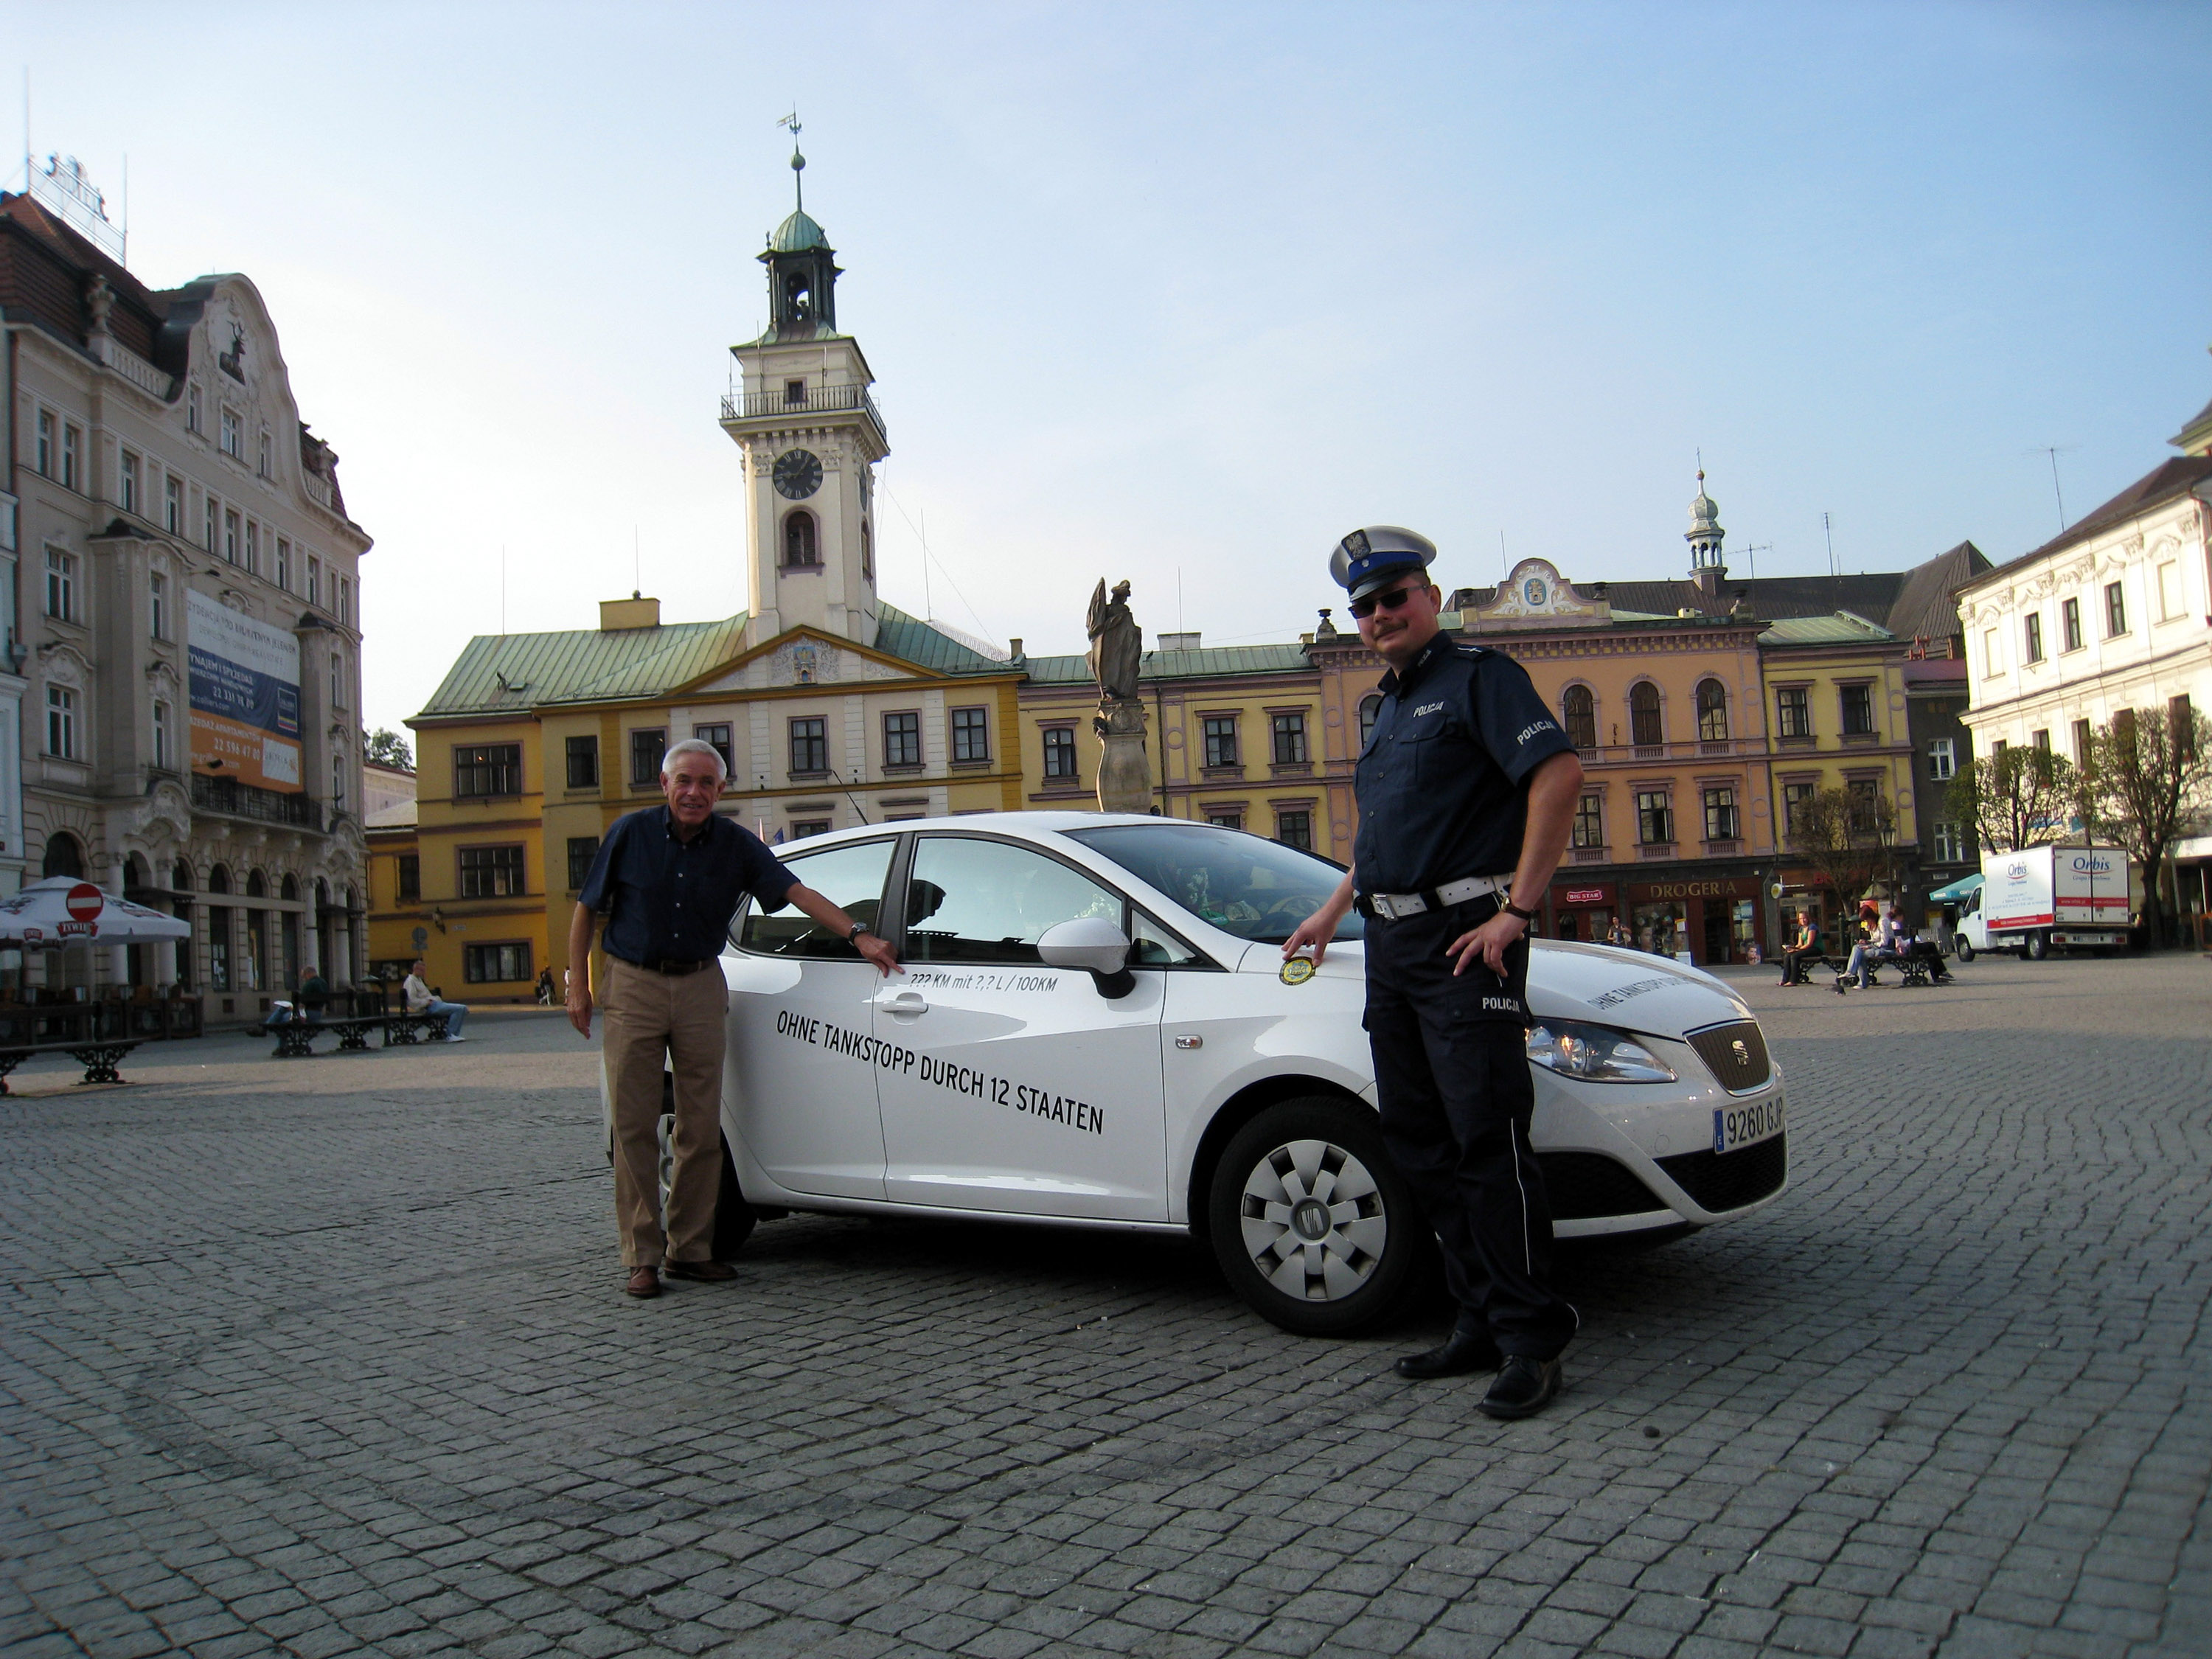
[1955,845,2133,961]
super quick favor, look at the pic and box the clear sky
[12,2,2210,739]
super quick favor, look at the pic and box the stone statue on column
[1085,578,1151,813]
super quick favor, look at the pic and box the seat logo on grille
[1730,1039,1750,1068]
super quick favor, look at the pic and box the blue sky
[12,2,2210,736]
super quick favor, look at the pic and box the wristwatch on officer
[848,921,873,944]
[1500,900,1537,925]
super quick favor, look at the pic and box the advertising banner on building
[187,588,302,792]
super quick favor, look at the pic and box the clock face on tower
[773,448,824,501]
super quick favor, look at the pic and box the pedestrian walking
[567,738,900,1299]
[403,959,470,1040]
[1283,526,1585,1419]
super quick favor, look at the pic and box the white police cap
[1329,526,1439,602]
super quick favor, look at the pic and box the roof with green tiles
[1021,642,1315,686]
[414,605,1007,722]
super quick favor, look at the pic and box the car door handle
[880,990,928,1018]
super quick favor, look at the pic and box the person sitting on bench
[1778,910,1821,986]
[269,964,330,1026]
[1843,902,1904,989]
[404,959,469,1041]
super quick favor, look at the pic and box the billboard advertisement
[187,588,302,792]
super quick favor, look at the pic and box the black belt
[616,956,716,976]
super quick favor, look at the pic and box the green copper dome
[770,209,829,253]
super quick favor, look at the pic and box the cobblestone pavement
[2,956,2207,1659]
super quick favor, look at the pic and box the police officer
[1284,527,1585,1419]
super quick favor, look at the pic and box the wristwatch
[1500,900,1537,923]
[847,922,872,943]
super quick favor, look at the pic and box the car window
[1066,821,1366,944]
[903,836,1122,964]
[735,838,894,957]
[1130,911,1205,967]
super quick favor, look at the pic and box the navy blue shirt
[1352,636,1574,895]
[578,807,799,966]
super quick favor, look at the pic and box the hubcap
[1237,1137,1388,1301]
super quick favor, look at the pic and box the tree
[1946,746,2077,854]
[2078,703,2212,947]
[1786,785,1895,917]
[364,727,414,771]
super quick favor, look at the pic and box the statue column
[1086,578,1153,814]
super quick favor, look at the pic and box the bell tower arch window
[782,510,818,569]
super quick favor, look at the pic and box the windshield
[1065,823,1365,945]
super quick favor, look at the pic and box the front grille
[1538,1151,1666,1220]
[1655,1133,1788,1214]
[1685,1020,1772,1094]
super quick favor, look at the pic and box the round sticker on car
[1280,958,1316,985]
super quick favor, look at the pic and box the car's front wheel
[1954,936,1974,963]
[656,1112,758,1260]
[1208,1097,1423,1336]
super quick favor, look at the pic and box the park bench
[252,985,451,1057]
[0,1037,147,1091]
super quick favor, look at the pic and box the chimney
[1008,636,1025,661]
[599,594,661,631]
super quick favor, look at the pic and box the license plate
[1713,1096,1784,1155]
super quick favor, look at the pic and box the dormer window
[782,510,818,568]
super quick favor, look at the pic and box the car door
[723,835,898,1200]
[872,832,1169,1220]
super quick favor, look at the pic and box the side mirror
[1038,917,1136,998]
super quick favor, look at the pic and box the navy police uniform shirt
[578,807,798,967]
[1352,636,1575,895]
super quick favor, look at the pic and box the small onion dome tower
[759,137,841,340]
[1686,468,1728,597]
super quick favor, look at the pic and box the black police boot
[1394,1326,1502,1380]
[1478,1355,1564,1419]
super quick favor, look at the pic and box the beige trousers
[601,956,728,1267]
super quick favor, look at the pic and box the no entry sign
[66,883,103,922]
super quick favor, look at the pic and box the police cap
[1329,526,1438,602]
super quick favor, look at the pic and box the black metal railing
[720,384,888,439]
[190,773,324,830]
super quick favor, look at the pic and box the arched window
[1358,695,1382,751]
[207,865,232,895]
[1696,679,1729,742]
[41,833,84,880]
[860,520,874,581]
[782,510,818,568]
[173,860,194,893]
[1562,686,1596,751]
[1629,682,1663,748]
[280,873,299,902]
[246,869,267,899]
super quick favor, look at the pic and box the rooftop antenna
[1177,568,1184,636]
[1738,542,1773,582]
[777,110,804,215]
[119,151,127,267]
[501,543,507,633]
[1822,511,1836,577]
[919,504,933,619]
[20,69,27,195]
[1500,528,1509,582]
[2040,445,2073,532]
[633,526,641,599]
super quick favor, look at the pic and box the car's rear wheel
[2025,931,2048,961]
[1208,1097,1422,1336]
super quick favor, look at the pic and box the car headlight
[1526,1020,1677,1083]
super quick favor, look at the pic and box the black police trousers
[1364,898,1579,1360]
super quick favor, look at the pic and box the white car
[699,813,1788,1335]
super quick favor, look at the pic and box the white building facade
[2,188,372,1015]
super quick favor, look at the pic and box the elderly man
[569,738,900,1298]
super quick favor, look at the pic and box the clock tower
[723,132,889,650]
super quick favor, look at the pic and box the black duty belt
[619,957,716,976]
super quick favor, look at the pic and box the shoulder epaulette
[1452,640,1489,658]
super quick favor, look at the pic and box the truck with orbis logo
[1954,844,2135,961]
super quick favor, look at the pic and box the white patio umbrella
[0,878,191,945]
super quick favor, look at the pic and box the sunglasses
[1349,583,1425,620]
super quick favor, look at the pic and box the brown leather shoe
[664,1259,737,1282]
[625,1266,661,1298]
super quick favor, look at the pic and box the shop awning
[1925,872,1983,903]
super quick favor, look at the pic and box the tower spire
[779,111,804,215]
[1686,459,1728,594]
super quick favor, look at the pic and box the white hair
[660,738,728,784]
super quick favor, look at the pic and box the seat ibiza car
[698,813,1787,1335]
